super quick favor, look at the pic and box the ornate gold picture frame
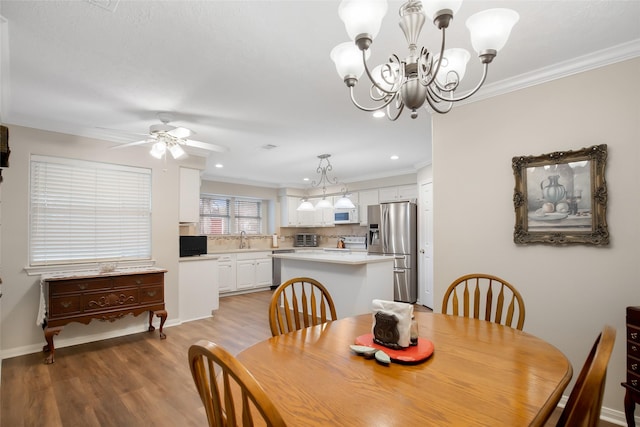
[512,144,608,245]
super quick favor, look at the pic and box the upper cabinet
[179,167,201,223]
[280,196,335,228]
[378,185,418,203]
[358,190,378,226]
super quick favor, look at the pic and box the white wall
[433,57,640,420]
[0,125,204,358]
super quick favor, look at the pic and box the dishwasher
[271,249,294,289]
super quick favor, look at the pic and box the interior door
[418,181,434,309]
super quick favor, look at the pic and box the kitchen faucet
[239,230,247,249]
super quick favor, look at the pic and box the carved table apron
[41,269,167,364]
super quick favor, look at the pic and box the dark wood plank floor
[0,290,618,426]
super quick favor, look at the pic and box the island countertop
[270,250,392,265]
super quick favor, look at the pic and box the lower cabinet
[218,254,237,293]
[236,251,272,290]
[220,251,273,294]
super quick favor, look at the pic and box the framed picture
[512,144,608,245]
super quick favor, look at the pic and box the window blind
[29,155,152,266]
[200,195,230,235]
[234,198,261,234]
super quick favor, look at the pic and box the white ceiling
[1,0,639,188]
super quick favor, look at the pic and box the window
[200,194,262,235]
[199,195,230,235]
[29,155,152,266]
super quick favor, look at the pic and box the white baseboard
[0,318,181,360]
[556,395,633,426]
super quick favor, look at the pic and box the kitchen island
[270,250,394,318]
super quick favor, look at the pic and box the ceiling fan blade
[96,127,151,138]
[183,139,228,153]
[111,139,154,149]
[167,126,194,139]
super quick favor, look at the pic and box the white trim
[555,394,633,426]
[459,39,640,106]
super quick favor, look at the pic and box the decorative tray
[355,333,434,364]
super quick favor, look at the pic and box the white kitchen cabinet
[179,256,219,322]
[218,254,237,293]
[256,257,273,287]
[358,189,379,225]
[280,196,334,227]
[225,251,273,292]
[378,184,418,202]
[313,206,335,227]
[281,196,306,227]
[179,167,201,223]
[236,258,256,290]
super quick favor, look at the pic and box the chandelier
[297,154,356,211]
[330,0,519,119]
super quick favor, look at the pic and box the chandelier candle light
[297,154,356,211]
[330,0,519,119]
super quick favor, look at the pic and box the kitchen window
[29,155,152,266]
[200,194,262,235]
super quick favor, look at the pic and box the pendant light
[297,154,352,211]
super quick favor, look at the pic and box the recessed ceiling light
[303,177,310,181]
[373,111,385,118]
[215,163,223,168]
[390,155,399,160]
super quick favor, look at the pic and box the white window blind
[200,195,230,235]
[29,155,152,266]
[234,198,261,234]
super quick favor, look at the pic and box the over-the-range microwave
[334,208,359,224]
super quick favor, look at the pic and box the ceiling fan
[112,112,228,159]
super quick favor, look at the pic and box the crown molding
[465,39,640,105]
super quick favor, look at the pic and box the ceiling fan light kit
[330,0,519,119]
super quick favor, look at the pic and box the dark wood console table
[41,269,167,364]
[623,306,640,426]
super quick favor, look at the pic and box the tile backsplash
[201,225,368,252]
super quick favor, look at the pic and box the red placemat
[355,333,434,363]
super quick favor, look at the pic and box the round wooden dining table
[236,312,573,426]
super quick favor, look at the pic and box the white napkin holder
[371,299,414,349]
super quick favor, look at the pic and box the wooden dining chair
[188,340,287,427]
[441,273,526,330]
[269,277,337,337]
[556,325,616,427]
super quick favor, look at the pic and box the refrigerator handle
[393,269,406,273]
[381,205,389,253]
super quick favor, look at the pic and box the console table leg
[148,309,167,339]
[43,326,63,364]
[625,388,637,427]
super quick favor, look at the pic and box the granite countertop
[205,247,367,254]
[270,251,392,265]
[178,254,221,262]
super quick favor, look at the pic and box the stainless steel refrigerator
[367,201,417,303]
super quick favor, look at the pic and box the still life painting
[512,144,608,245]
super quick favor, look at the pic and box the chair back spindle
[269,277,337,336]
[188,340,287,427]
[442,273,525,330]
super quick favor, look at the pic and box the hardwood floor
[0,290,619,426]
[1,290,274,427]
